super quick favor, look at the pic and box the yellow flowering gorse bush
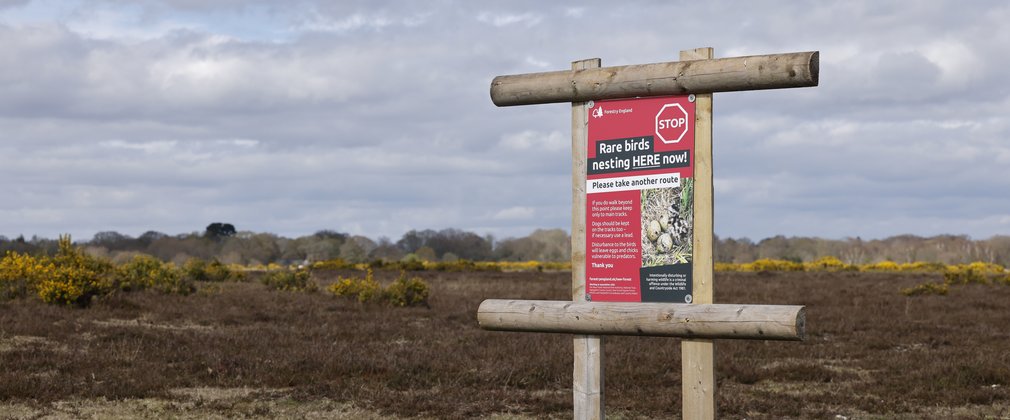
[0,235,196,305]
[714,257,1007,276]
[260,268,316,292]
[711,255,1010,297]
[328,269,429,306]
[310,258,571,273]
[0,251,51,299]
[328,269,383,303]
[117,254,194,295]
[36,235,115,305]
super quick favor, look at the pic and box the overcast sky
[1,0,1008,242]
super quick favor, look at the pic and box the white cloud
[563,7,585,18]
[492,206,535,221]
[100,139,179,154]
[921,39,985,86]
[498,130,566,152]
[300,12,430,33]
[476,11,542,27]
[66,7,201,41]
[524,56,549,68]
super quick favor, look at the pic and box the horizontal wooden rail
[478,300,805,341]
[490,51,818,106]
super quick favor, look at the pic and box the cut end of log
[809,51,820,86]
[796,306,808,341]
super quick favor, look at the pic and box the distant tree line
[0,224,573,266]
[3,226,1010,266]
[714,234,1010,265]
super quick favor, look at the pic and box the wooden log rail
[478,300,805,341]
[490,51,818,107]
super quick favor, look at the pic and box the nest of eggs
[641,178,694,267]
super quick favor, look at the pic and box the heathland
[3,227,1010,418]
[2,266,1009,419]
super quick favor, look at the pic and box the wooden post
[572,57,604,420]
[477,300,806,340]
[681,47,716,420]
[483,49,818,419]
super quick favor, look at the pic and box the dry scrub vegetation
[2,270,1009,419]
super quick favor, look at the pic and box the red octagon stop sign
[655,103,690,144]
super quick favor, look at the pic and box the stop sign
[655,103,690,144]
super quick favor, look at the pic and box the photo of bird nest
[641,177,693,267]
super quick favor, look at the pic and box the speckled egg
[657,233,673,253]
[646,220,661,242]
[659,214,670,232]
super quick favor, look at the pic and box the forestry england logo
[592,105,633,119]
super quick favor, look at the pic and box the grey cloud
[2,0,1010,241]
[0,0,29,9]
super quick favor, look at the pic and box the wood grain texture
[681,47,717,420]
[477,300,806,340]
[491,51,818,106]
[571,58,604,420]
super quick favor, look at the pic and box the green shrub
[396,255,426,271]
[804,256,856,271]
[183,258,241,282]
[261,269,316,292]
[898,261,948,273]
[198,259,235,282]
[943,267,991,285]
[328,269,382,303]
[116,255,193,295]
[115,254,160,291]
[861,260,902,272]
[902,282,949,296]
[430,259,501,272]
[385,272,430,307]
[311,258,355,270]
[183,259,209,281]
[327,269,423,305]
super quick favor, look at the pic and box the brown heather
[1,270,1009,418]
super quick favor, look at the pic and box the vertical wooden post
[572,57,604,420]
[681,47,716,420]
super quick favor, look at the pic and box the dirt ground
[2,270,1009,419]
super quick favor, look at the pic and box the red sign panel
[585,95,695,303]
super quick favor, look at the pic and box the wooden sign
[585,95,696,303]
[480,48,819,420]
